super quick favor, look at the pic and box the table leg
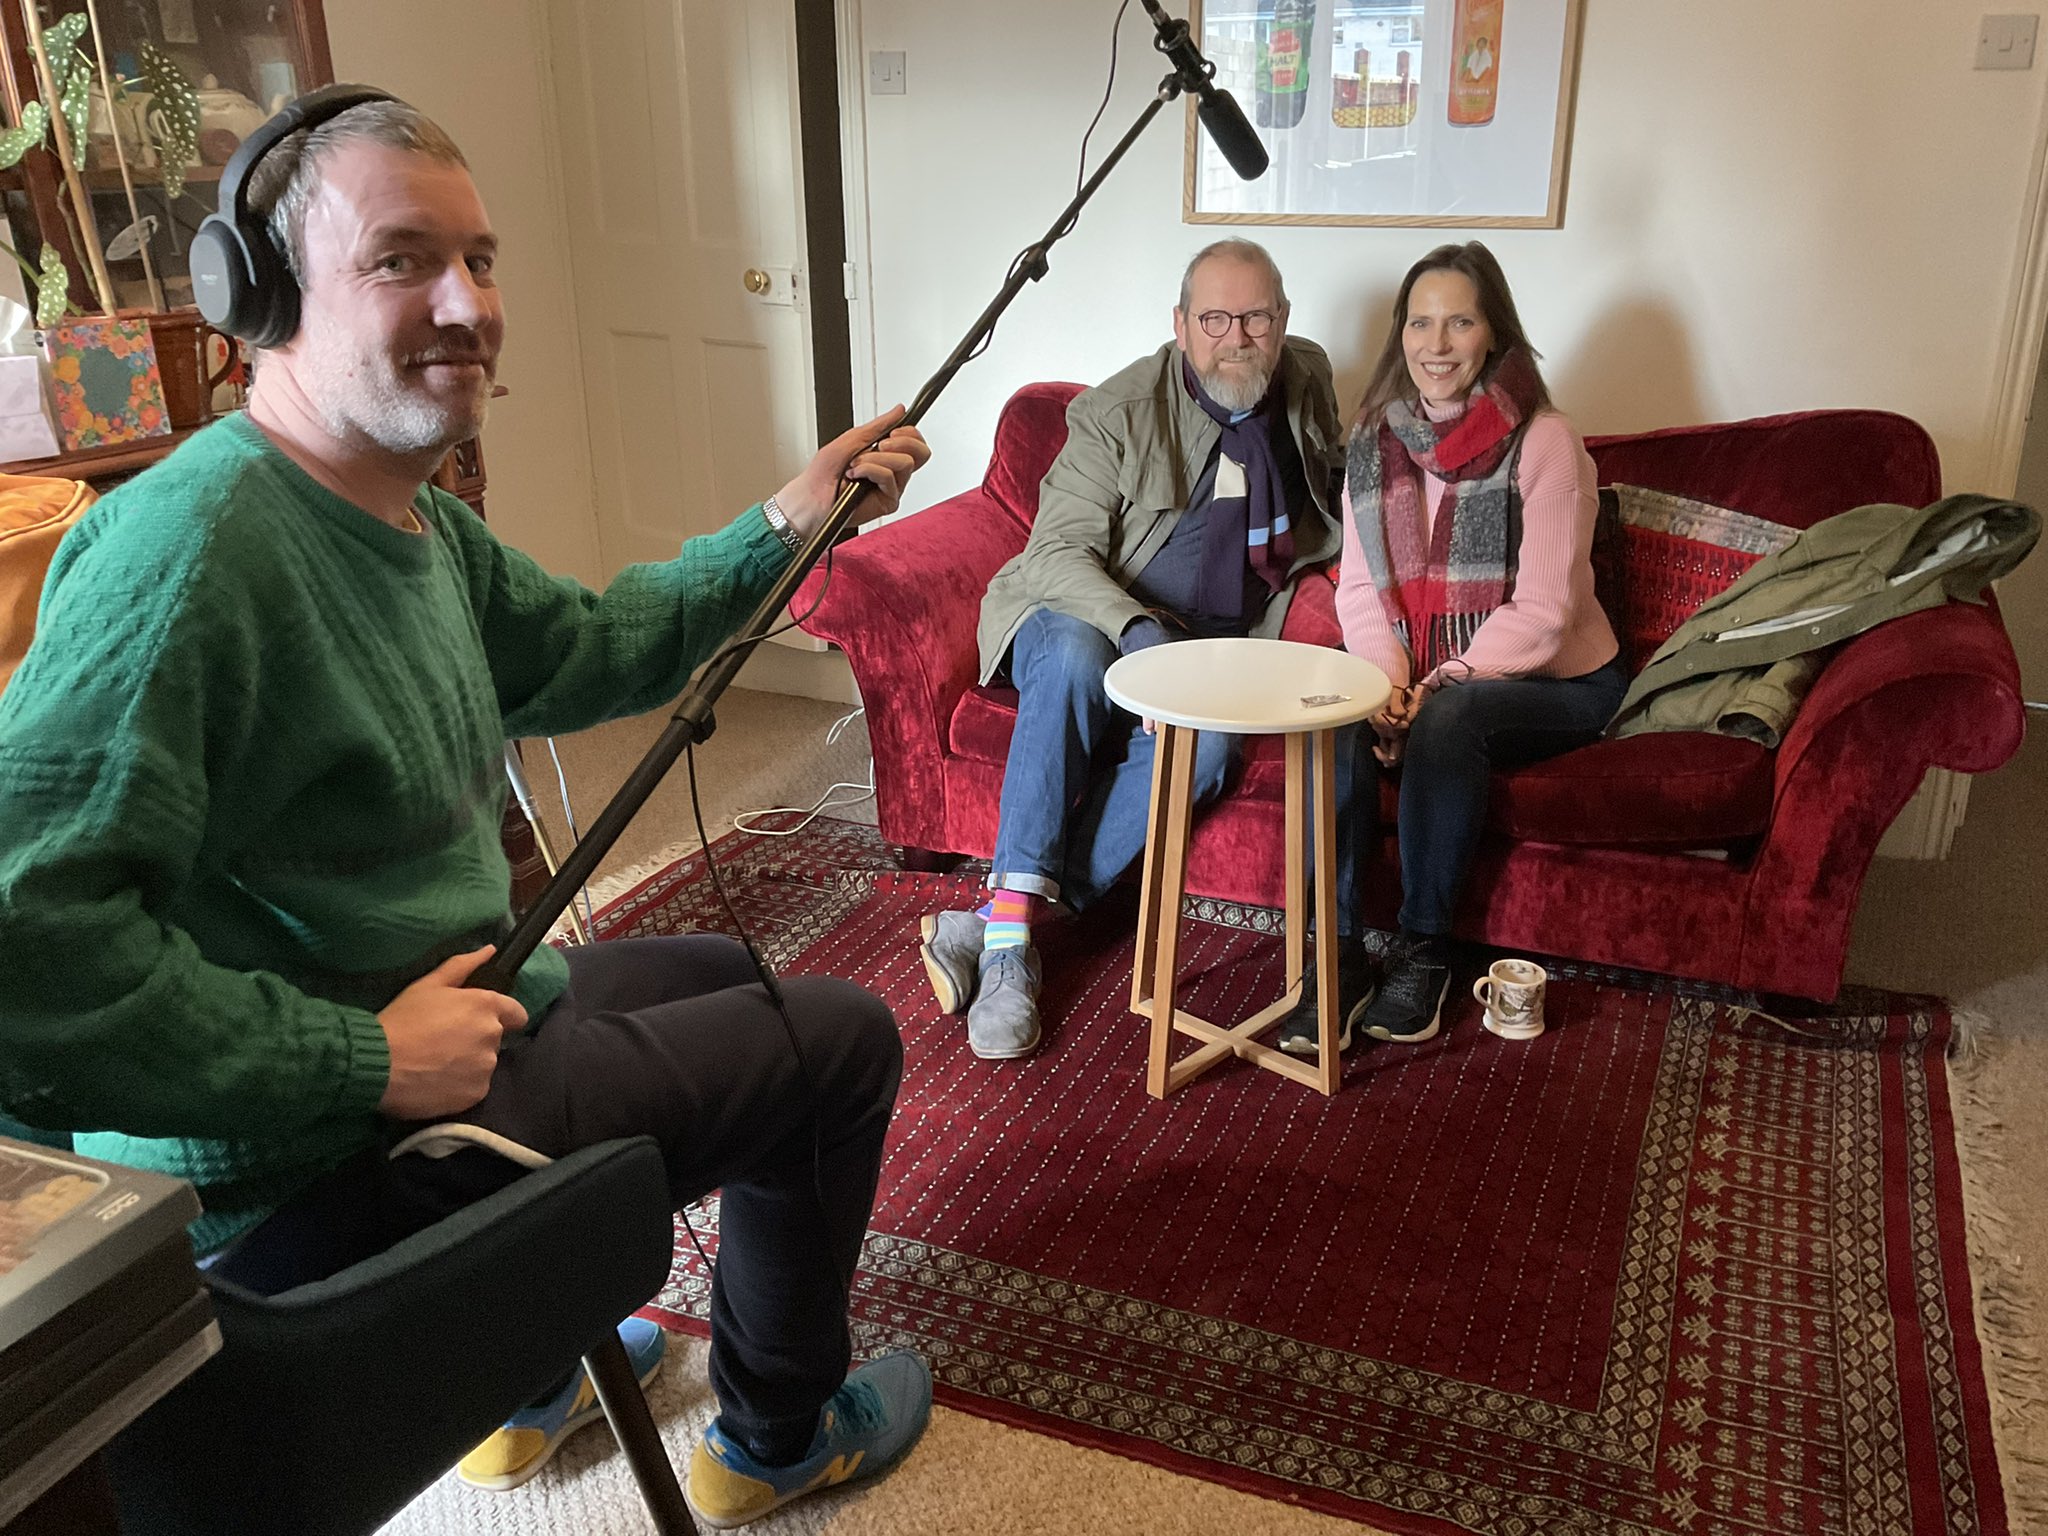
[1283,731,1306,1007]
[1131,709,1177,1017]
[1311,728,1341,1095]
[1145,725,1198,1100]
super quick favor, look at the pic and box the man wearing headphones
[0,88,931,1526]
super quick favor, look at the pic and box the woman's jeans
[1336,655,1630,938]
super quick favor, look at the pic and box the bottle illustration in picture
[1332,45,1365,128]
[1255,0,1316,130]
[1448,0,1502,126]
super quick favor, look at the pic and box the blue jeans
[1335,655,1629,937]
[990,608,1233,912]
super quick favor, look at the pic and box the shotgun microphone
[1140,0,1270,181]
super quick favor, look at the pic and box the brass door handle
[742,268,772,295]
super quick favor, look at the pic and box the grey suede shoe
[918,910,986,1014]
[967,945,1042,1060]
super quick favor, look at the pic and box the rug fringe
[1949,1004,2048,1531]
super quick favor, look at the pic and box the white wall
[323,0,601,586]
[853,1,2048,530]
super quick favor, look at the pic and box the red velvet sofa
[797,383,2028,1000]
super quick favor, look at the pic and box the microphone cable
[656,534,848,1299]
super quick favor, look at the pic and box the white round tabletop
[1104,637,1392,734]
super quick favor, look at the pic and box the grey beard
[1199,356,1274,414]
[325,386,489,459]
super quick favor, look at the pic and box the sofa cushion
[1603,484,1798,671]
[1487,731,1774,847]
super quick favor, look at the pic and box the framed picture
[1184,0,1584,228]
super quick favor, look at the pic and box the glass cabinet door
[1,0,333,309]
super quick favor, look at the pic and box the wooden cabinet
[0,0,334,319]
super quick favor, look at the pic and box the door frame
[831,0,880,427]
[1990,84,2048,499]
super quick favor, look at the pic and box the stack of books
[0,1136,217,1523]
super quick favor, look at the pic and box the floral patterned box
[40,314,172,452]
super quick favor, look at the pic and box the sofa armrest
[1743,601,2024,996]
[797,489,1026,846]
[1774,600,2025,789]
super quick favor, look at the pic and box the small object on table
[1105,637,1390,1099]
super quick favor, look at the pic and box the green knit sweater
[0,412,792,1253]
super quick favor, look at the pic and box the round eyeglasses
[1195,308,1279,339]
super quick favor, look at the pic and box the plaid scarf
[1183,358,1297,619]
[1346,349,1540,676]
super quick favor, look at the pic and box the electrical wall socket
[1977,13,2039,69]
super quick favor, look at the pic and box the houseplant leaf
[35,244,69,328]
[138,43,197,202]
[42,12,87,60]
[0,101,48,170]
[57,47,90,156]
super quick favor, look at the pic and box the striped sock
[983,889,1038,952]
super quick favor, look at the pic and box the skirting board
[733,638,859,706]
[1876,768,1971,861]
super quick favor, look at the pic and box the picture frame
[1184,0,1584,229]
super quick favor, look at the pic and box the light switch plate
[869,50,907,95]
[1977,13,2038,69]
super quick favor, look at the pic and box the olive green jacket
[975,337,1345,681]
[1612,494,2039,743]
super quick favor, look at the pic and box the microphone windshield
[1198,90,1270,181]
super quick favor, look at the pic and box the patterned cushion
[1600,485,1797,672]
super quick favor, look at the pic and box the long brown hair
[1352,242,1552,430]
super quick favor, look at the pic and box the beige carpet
[381,690,2047,1535]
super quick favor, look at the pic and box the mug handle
[1472,976,1494,1008]
[203,330,244,394]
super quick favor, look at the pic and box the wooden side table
[1105,638,1389,1100]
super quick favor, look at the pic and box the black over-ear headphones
[191,83,399,349]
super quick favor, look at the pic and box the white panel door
[548,0,816,573]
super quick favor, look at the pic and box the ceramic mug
[1474,958,1547,1040]
[140,308,241,431]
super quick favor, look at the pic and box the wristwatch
[760,495,806,554]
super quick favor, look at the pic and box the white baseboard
[734,641,859,705]
[1875,768,1972,860]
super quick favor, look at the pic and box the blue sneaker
[456,1316,668,1491]
[685,1352,933,1528]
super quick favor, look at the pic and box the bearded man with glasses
[917,238,1345,1060]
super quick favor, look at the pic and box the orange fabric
[0,472,95,698]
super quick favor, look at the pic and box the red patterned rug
[596,815,2010,1536]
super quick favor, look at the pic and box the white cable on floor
[733,705,877,837]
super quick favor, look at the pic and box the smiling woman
[1290,239,1625,1053]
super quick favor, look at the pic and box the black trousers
[214,935,902,1457]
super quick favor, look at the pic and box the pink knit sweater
[1335,404,1618,690]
